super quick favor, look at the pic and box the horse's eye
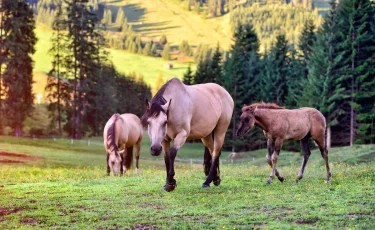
[245,108,250,111]
[163,121,167,126]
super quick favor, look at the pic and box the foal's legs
[266,139,284,182]
[296,135,311,182]
[313,135,331,183]
[266,138,283,184]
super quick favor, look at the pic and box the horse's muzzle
[150,145,162,156]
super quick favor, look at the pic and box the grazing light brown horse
[236,102,331,184]
[141,78,234,192]
[103,113,143,176]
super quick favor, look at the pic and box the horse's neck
[254,109,272,132]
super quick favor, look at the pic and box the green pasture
[0,136,375,229]
[32,27,194,93]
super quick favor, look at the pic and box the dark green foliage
[221,24,261,151]
[335,0,375,145]
[1,0,37,136]
[298,18,316,79]
[230,3,321,49]
[182,65,194,85]
[143,42,153,56]
[194,44,222,84]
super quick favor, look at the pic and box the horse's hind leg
[296,135,311,182]
[312,131,332,183]
[202,129,224,187]
[267,138,283,184]
[106,153,110,176]
[135,141,141,175]
[266,139,284,182]
[201,133,214,177]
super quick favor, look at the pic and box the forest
[0,0,373,152]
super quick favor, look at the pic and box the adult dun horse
[141,78,234,192]
[236,102,331,184]
[103,113,143,176]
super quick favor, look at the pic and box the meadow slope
[0,136,374,229]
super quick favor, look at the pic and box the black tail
[124,147,133,170]
[203,146,211,176]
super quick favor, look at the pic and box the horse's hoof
[163,183,177,192]
[202,183,210,188]
[278,177,284,183]
[325,179,330,184]
[266,179,272,185]
[213,177,221,186]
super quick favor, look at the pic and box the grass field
[32,26,194,99]
[0,136,374,229]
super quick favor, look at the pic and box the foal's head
[236,104,256,137]
[141,97,171,156]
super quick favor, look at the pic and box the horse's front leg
[266,139,284,182]
[162,140,171,190]
[106,153,110,176]
[164,131,187,192]
[267,139,283,184]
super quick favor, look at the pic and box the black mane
[141,79,173,127]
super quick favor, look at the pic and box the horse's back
[120,113,143,144]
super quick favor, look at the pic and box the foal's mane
[107,113,121,155]
[141,79,173,127]
[250,102,285,110]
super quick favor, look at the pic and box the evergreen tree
[47,2,65,136]
[179,40,193,56]
[261,34,289,105]
[143,42,152,56]
[2,0,37,136]
[162,44,170,60]
[304,0,344,147]
[182,65,194,85]
[335,0,375,145]
[115,7,124,26]
[222,24,261,151]
[159,34,167,46]
[194,54,211,84]
[298,18,316,79]
[209,44,222,83]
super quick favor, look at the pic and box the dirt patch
[295,218,318,225]
[0,151,44,160]
[21,217,38,225]
[0,207,24,216]
[0,159,25,164]
[0,151,44,164]
[133,224,158,230]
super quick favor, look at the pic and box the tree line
[0,0,151,138]
[183,0,375,151]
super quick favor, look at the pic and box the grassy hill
[0,136,374,229]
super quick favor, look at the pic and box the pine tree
[115,7,124,26]
[2,0,37,136]
[179,40,192,56]
[143,42,152,56]
[162,44,170,60]
[298,18,316,79]
[182,65,194,85]
[222,24,261,151]
[304,0,344,147]
[154,73,165,94]
[335,0,375,145]
[209,44,222,83]
[159,34,167,46]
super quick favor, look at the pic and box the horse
[103,113,143,176]
[141,78,234,192]
[236,102,331,184]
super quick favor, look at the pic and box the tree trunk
[350,58,355,147]
[232,82,237,153]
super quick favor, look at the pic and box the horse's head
[142,98,171,156]
[236,104,256,137]
[107,149,125,176]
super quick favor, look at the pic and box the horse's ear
[145,99,151,110]
[161,99,172,112]
[243,104,247,108]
